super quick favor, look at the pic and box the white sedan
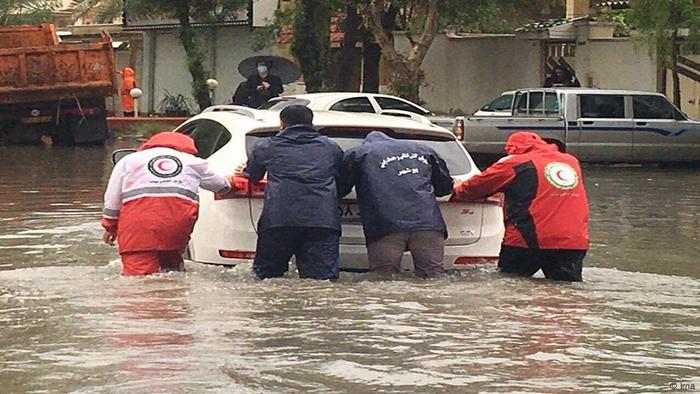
[117,106,505,271]
[259,92,457,131]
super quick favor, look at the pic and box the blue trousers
[253,227,340,280]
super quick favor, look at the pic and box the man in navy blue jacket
[339,131,453,278]
[243,105,344,280]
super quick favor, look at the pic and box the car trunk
[245,127,485,246]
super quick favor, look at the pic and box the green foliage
[597,9,631,37]
[123,0,246,110]
[252,7,295,51]
[628,0,700,66]
[0,0,57,25]
[291,0,332,92]
[158,90,196,116]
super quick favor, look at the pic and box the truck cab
[462,88,700,164]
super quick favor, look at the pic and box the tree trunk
[337,2,360,91]
[292,0,331,92]
[671,30,681,107]
[175,2,211,112]
[362,41,381,93]
[368,0,438,101]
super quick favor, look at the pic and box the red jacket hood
[505,131,555,155]
[138,132,198,155]
[121,67,135,79]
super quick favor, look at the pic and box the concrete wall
[570,38,656,91]
[413,34,657,115]
[414,34,542,115]
[141,25,276,114]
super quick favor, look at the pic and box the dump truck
[0,24,116,144]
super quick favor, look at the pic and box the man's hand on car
[234,162,247,176]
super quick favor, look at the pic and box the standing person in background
[544,65,581,88]
[451,131,589,282]
[102,132,232,276]
[119,67,137,117]
[338,131,454,279]
[239,105,344,280]
[243,62,283,108]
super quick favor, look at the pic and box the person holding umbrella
[242,61,283,108]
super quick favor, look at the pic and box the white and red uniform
[102,132,230,275]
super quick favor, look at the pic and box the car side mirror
[112,149,136,164]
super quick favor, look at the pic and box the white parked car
[259,92,457,132]
[118,106,505,272]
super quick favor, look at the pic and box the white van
[462,88,700,163]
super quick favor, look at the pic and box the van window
[329,97,375,113]
[544,92,559,115]
[514,91,559,117]
[580,95,625,118]
[481,93,513,112]
[176,119,231,159]
[633,95,682,120]
[246,128,471,175]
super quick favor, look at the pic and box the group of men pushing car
[102,105,589,282]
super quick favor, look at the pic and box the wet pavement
[0,146,698,393]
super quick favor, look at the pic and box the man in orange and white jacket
[102,132,232,276]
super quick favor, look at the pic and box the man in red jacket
[452,131,589,281]
[102,132,232,276]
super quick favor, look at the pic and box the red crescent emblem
[156,160,171,172]
[555,169,566,181]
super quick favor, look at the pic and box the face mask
[257,65,268,74]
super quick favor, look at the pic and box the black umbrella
[238,55,301,84]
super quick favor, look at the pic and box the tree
[257,0,564,100]
[73,0,245,111]
[290,0,333,92]
[368,0,560,102]
[628,0,700,106]
[0,0,56,25]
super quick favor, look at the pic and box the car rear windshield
[257,98,311,110]
[246,127,471,175]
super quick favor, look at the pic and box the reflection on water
[0,147,699,392]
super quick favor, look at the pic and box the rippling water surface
[0,146,699,393]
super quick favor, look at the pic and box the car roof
[275,92,403,100]
[195,107,453,138]
[270,92,432,111]
[517,88,666,96]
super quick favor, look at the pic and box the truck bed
[0,31,115,105]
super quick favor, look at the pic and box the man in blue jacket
[243,105,344,280]
[339,131,453,278]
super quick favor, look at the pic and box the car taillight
[453,117,464,140]
[219,250,256,259]
[214,177,266,200]
[454,256,498,265]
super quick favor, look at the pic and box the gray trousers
[366,230,445,278]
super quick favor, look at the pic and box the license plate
[339,203,361,222]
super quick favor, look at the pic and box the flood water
[0,146,698,393]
